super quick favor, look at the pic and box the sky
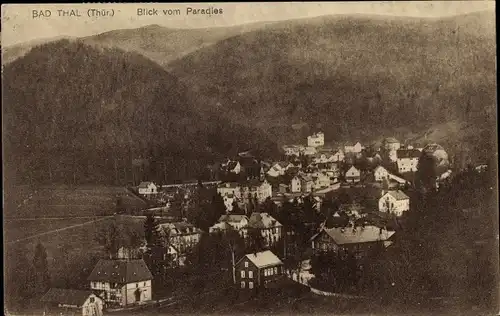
[1,1,495,47]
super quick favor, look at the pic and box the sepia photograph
[2,2,498,315]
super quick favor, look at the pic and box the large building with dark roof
[88,259,153,307]
[310,225,395,258]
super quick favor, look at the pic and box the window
[136,283,139,288]
[249,271,253,278]
[249,282,254,289]
[241,281,246,288]
[268,268,273,276]
[144,282,147,286]
[274,267,278,275]
[89,297,95,303]
[244,262,249,268]
[241,270,246,278]
[264,269,268,277]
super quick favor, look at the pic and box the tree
[246,227,266,254]
[231,201,245,215]
[95,222,122,258]
[5,246,36,309]
[115,196,126,214]
[32,242,51,296]
[144,212,159,247]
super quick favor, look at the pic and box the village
[30,128,497,316]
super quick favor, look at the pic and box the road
[5,216,113,246]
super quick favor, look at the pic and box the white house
[303,146,318,156]
[345,166,361,183]
[332,150,345,162]
[373,166,390,182]
[138,182,158,195]
[217,182,242,199]
[88,259,153,307]
[157,221,202,254]
[243,212,283,246]
[313,173,331,190]
[378,190,410,217]
[307,132,325,147]
[344,142,363,153]
[210,214,249,234]
[242,179,273,203]
[41,288,104,316]
[283,145,305,156]
[290,176,302,193]
[396,149,421,173]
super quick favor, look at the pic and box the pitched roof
[397,149,421,159]
[218,214,248,223]
[384,137,399,144]
[41,288,96,306]
[346,166,360,175]
[315,226,395,245]
[383,190,409,201]
[210,221,233,231]
[241,250,283,269]
[138,181,154,188]
[87,259,153,283]
[247,212,282,229]
[227,161,240,170]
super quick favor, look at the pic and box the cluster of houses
[40,133,458,314]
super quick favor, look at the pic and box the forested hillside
[168,12,496,157]
[3,40,278,186]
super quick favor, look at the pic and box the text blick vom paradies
[32,7,223,19]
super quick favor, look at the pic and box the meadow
[4,185,146,218]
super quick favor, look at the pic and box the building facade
[88,259,153,307]
[235,250,284,289]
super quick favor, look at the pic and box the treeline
[3,40,278,186]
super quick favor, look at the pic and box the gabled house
[41,288,104,316]
[212,214,249,232]
[300,175,314,193]
[344,142,363,153]
[345,166,361,183]
[378,190,410,217]
[303,146,318,156]
[242,179,273,203]
[243,212,283,246]
[217,182,242,199]
[157,221,202,254]
[227,161,242,174]
[313,172,331,190]
[290,176,302,193]
[396,149,421,173]
[311,226,395,259]
[373,166,389,182]
[88,259,153,307]
[307,132,325,147]
[332,150,345,162]
[235,250,284,289]
[282,145,305,156]
[138,182,158,195]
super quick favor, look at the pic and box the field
[4,218,103,243]
[4,185,147,218]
